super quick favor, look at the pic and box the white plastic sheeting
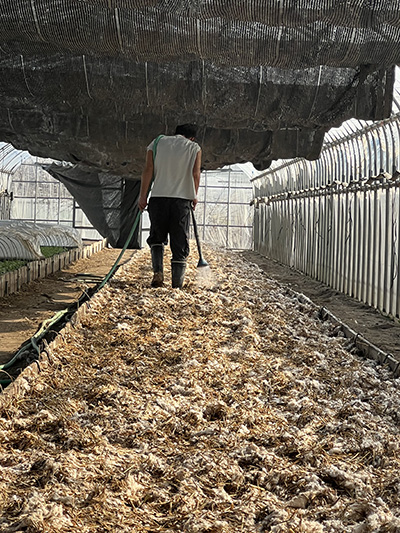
[0,221,82,260]
[195,171,254,250]
[140,165,254,251]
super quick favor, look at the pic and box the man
[138,124,202,288]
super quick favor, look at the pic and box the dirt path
[0,247,136,365]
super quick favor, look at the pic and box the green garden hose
[0,135,164,388]
[0,309,68,372]
[0,200,143,386]
[97,210,142,291]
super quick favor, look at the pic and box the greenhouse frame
[252,70,400,318]
[3,75,400,316]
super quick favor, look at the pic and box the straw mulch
[1,245,400,533]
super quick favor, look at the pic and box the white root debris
[0,244,400,532]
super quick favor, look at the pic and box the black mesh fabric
[45,163,141,248]
[0,1,399,239]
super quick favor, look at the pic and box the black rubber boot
[151,245,164,287]
[171,261,186,289]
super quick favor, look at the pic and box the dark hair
[175,124,198,139]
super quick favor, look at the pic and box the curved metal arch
[331,144,342,184]
[349,135,361,182]
[364,128,378,176]
[282,165,291,191]
[342,138,353,183]
[320,150,329,187]
[265,170,277,196]
[359,129,370,179]
[0,143,31,175]
[382,121,394,172]
[349,133,361,178]
[389,119,400,171]
[324,148,332,184]
[287,163,297,192]
[311,157,318,186]
[385,121,397,172]
[314,156,323,188]
[325,127,342,144]
[341,140,350,181]
[324,118,366,147]
[299,158,311,190]
[295,160,303,190]
[290,160,301,191]
[375,125,388,172]
[343,120,359,137]
[359,130,371,178]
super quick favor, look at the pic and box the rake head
[197,257,209,268]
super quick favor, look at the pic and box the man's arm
[138,150,154,211]
[192,150,202,209]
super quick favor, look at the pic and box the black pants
[147,197,191,262]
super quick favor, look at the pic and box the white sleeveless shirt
[147,134,200,200]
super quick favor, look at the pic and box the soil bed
[0,247,135,365]
[0,245,400,532]
[242,251,400,363]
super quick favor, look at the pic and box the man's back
[150,134,200,200]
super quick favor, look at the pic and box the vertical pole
[396,185,400,317]
[383,184,391,313]
[58,180,61,224]
[360,187,367,302]
[72,198,76,229]
[365,187,372,306]
[338,189,345,292]
[371,186,378,308]
[389,186,396,316]
[34,157,38,223]
[227,166,231,249]
[202,169,207,240]
[377,187,384,311]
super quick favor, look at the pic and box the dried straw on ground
[1,245,400,532]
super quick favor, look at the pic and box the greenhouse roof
[0,1,399,175]
[0,143,31,175]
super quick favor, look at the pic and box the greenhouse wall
[9,155,102,241]
[252,113,400,318]
[196,167,253,250]
[6,154,253,251]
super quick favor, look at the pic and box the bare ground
[0,248,136,365]
[1,246,400,531]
